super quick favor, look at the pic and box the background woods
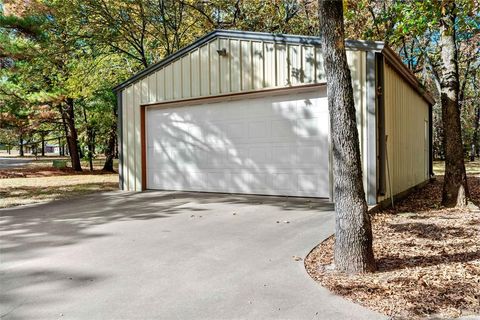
[0,0,478,190]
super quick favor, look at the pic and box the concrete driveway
[0,191,384,320]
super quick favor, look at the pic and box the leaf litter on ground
[305,175,480,319]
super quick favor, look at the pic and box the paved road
[0,157,33,170]
[0,191,385,320]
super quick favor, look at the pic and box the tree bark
[318,0,375,274]
[470,106,480,162]
[102,122,117,172]
[41,133,45,156]
[83,107,94,171]
[58,137,62,156]
[19,134,24,157]
[439,2,468,207]
[60,100,82,171]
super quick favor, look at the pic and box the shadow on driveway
[0,191,383,320]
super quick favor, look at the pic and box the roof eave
[112,30,219,92]
[381,46,436,105]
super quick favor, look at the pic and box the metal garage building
[113,30,434,206]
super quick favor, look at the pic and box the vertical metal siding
[378,63,429,202]
[140,77,148,104]
[190,49,200,97]
[181,54,191,98]
[209,39,220,95]
[264,42,275,87]
[302,46,315,83]
[275,43,287,86]
[155,69,165,101]
[219,38,230,93]
[125,85,134,190]
[252,41,264,90]
[346,50,368,195]
[133,82,142,191]
[164,64,173,100]
[289,45,302,85]
[172,59,182,99]
[200,44,210,95]
[121,89,128,190]
[241,40,252,91]
[315,47,325,81]
[230,40,241,92]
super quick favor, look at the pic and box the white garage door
[146,88,330,197]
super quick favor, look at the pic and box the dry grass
[0,174,118,208]
[434,160,480,176]
[305,166,480,319]
[0,156,119,208]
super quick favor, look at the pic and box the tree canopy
[0,0,478,176]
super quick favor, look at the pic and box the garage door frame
[139,83,332,198]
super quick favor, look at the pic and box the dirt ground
[0,157,118,208]
[305,171,480,319]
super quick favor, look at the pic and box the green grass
[433,159,480,176]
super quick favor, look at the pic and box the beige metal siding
[125,85,134,190]
[346,50,368,195]
[121,89,128,190]
[120,36,368,192]
[133,82,142,190]
[379,63,429,202]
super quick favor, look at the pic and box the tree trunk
[82,107,94,171]
[439,2,468,207]
[318,0,375,274]
[60,100,82,171]
[103,122,117,172]
[41,133,45,156]
[19,135,24,157]
[470,105,480,161]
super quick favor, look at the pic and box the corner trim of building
[429,104,434,177]
[140,106,147,191]
[376,53,386,197]
[366,51,377,206]
[117,91,124,190]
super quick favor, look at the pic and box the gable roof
[112,29,434,105]
[112,29,384,93]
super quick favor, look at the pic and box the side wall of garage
[378,62,430,203]
[119,36,369,195]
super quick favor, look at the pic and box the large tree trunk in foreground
[61,99,82,172]
[318,0,375,274]
[439,2,468,207]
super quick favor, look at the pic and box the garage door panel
[298,173,330,196]
[206,172,230,191]
[271,173,297,192]
[146,90,330,197]
[247,145,271,164]
[248,120,271,140]
[149,171,187,190]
